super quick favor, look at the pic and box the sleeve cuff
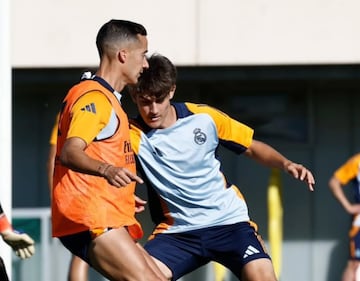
[0,214,12,233]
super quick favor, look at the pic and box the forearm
[60,137,109,177]
[61,147,108,177]
[329,177,351,211]
[246,139,315,191]
[60,137,143,188]
[245,140,292,171]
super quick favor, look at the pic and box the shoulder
[173,102,230,121]
[339,154,360,168]
[184,102,228,117]
[183,102,248,129]
[334,154,360,182]
[71,90,112,113]
[349,153,360,163]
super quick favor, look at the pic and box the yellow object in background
[267,168,283,280]
[213,262,227,281]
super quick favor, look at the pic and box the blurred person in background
[329,153,360,281]
[0,201,35,281]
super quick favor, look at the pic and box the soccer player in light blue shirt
[129,54,315,281]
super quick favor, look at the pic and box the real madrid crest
[193,128,207,145]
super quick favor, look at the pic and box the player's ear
[118,49,126,63]
[169,85,176,99]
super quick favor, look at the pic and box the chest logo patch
[193,128,207,145]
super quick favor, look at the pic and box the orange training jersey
[52,78,142,239]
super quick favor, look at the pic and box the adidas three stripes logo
[243,245,260,258]
[81,103,96,114]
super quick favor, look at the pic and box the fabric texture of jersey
[130,102,255,235]
[334,153,360,259]
[52,77,142,239]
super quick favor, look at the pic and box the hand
[103,165,144,188]
[1,229,35,259]
[285,162,315,191]
[347,204,360,215]
[135,195,147,213]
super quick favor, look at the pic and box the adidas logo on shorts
[243,245,260,259]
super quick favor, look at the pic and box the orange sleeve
[334,154,360,185]
[67,91,112,144]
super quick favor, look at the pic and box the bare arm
[328,176,360,214]
[60,137,143,187]
[47,114,59,196]
[244,139,315,191]
[46,144,56,195]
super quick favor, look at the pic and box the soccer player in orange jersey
[51,20,166,281]
[329,154,360,281]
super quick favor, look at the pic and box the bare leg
[68,255,89,281]
[88,227,167,281]
[355,261,360,281]
[241,258,277,281]
[342,260,358,281]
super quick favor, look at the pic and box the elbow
[59,150,71,167]
[328,176,338,190]
[328,177,334,189]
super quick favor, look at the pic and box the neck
[164,105,177,128]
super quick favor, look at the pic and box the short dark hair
[96,19,147,58]
[128,53,177,100]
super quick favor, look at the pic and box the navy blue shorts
[144,222,270,280]
[59,231,92,264]
[350,226,360,260]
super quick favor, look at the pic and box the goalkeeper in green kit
[0,201,35,281]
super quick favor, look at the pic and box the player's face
[124,35,149,84]
[135,91,175,129]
